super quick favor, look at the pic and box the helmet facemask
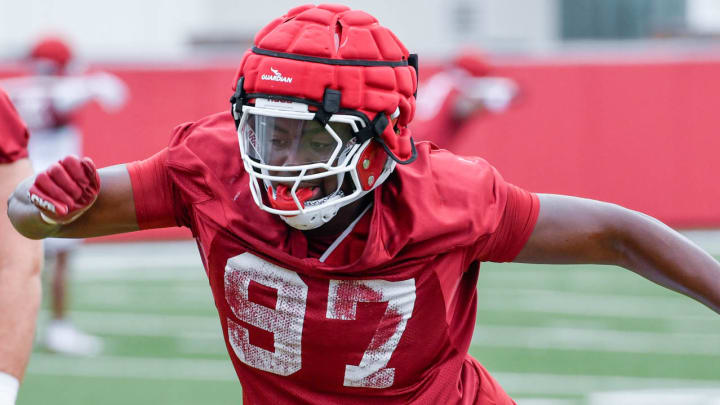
[236,98,395,230]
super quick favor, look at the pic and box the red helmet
[453,48,491,77]
[230,4,419,230]
[29,36,73,71]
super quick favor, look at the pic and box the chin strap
[313,88,342,127]
[375,134,417,165]
[355,112,417,165]
[229,77,246,129]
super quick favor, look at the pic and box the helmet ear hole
[356,141,388,191]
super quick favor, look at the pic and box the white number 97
[225,253,416,388]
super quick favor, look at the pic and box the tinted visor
[241,114,357,167]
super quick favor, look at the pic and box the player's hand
[28,155,100,225]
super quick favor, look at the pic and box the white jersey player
[0,36,127,356]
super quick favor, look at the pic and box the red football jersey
[0,89,29,164]
[127,112,539,404]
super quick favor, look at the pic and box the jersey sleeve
[0,90,29,164]
[472,182,539,263]
[127,148,188,229]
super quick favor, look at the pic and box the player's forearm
[613,209,720,314]
[7,176,62,239]
[9,163,141,239]
[0,262,42,381]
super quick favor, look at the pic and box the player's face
[29,59,62,76]
[263,118,351,165]
[244,115,356,200]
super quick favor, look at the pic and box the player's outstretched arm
[0,158,42,404]
[7,155,140,239]
[514,194,720,314]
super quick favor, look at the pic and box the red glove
[28,155,100,225]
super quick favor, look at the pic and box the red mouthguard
[267,184,314,211]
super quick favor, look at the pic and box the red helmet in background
[452,48,491,77]
[29,36,74,73]
[230,4,419,230]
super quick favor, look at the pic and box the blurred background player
[411,48,518,149]
[0,89,42,405]
[0,36,128,356]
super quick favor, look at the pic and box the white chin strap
[279,190,345,230]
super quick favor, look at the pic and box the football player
[412,48,518,149]
[2,36,128,356]
[7,5,720,404]
[0,89,42,405]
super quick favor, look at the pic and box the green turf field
[16,242,720,405]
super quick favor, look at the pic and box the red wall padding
[2,57,719,242]
[80,65,238,241]
[449,60,720,228]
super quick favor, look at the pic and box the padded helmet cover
[233,4,418,161]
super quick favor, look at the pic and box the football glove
[28,155,100,225]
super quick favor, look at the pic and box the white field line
[70,241,204,279]
[72,258,202,276]
[478,289,717,321]
[70,263,206,282]
[25,354,719,397]
[534,317,720,336]
[41,310,720,357]
[478,268,652,292]
[515,400,579,405]
[38,310,221,337]
[174,336,229,356]
[75,241,198,259]
[588,388,720,405]
[681,230,720,256]
[76,269,205,282]
[72,286,215,308]
[471,325,720,355]
[493,373,720,396]
[27,354,237,381]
